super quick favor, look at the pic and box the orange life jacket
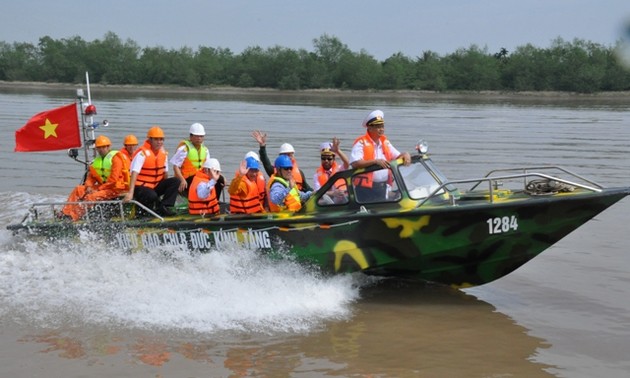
[188,170,220,216]
[352,133,394,189]
[120,148,131,188]
[133,141,167,189]
[118,151,132,188]
[178,140,209,179]
[120,148,132,163]
[229,174,264,214]
[254,171,267,210]
[315,162,347,191]
[110,152,130,191]
[266,175,301,212]
[291,159,305,191]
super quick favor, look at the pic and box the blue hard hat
[245,156,259,170]
[274,154,293,169]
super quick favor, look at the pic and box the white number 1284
[487,216,518,234]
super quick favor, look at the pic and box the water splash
[0,192,364,335]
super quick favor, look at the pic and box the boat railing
[417,167,604,207]
[468,166,604,191]
[22,199,163,224]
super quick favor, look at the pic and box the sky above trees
[1,0,629,60]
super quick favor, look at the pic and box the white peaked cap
[362,109,385,127]
[203,158,221,171]
[320,142,334,154]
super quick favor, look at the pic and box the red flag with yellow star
[15,103,81,152]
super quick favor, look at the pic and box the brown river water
[0,86,629,377]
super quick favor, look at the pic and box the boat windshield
[399,159,452,199]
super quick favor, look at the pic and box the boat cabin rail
[20,199,161,225]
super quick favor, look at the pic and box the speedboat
[8,141,629,288]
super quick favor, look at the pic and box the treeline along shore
[1,32,630,94]
[2,80,630,103]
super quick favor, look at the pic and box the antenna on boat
[70,72,103,174]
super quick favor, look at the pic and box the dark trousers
[215,174,225,201]
[354,182,387,203]
[134,177,180,210]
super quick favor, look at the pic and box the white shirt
[350,137,400,183]
[130,148,169,174]
[169,144,189,167]
[196,178,217,199]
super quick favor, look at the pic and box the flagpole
[76,89,86,167]
[85,72,95,145]
[74,72,96,173]
[86,71,92,105]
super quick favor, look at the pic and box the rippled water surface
[1,87,629,377]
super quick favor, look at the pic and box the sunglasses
[321,156,334,161]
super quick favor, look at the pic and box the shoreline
[2,80,630,100]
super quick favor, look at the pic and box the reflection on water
[13,282,552,377]
[324,281,553,377]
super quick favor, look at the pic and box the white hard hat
[362,110,385,128]
[279,143,295,154]
[203,158,221,171]
[189,122,206,136]
[244,151,260,162]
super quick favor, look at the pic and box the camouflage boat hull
[8,155,630,287]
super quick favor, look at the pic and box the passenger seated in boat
[123,126,180,216]
[228,156,266,214]
[313,139,350,205]
[59,135,130,221]
[267,155,312,212]
[350,110,411,203]
[252,130,313,192]
[170,123,225,199]
[243,151,268,210]
[188,158,222,217]
[120,134,139,164]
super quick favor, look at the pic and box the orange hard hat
[94,135,111,148]
[124,134,138,145]
[147,126,165,138]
